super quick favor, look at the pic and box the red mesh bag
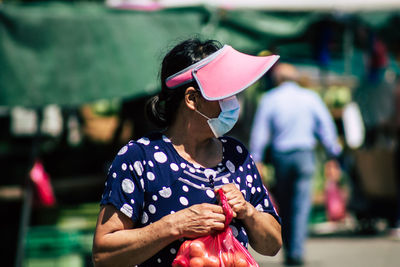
[172,189,259,267]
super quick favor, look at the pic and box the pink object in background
[325,180,346,222]
[166,45,279,100]
[29,160,56,207]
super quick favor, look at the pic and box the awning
[1,2,399,108]
[109,0,400,12]
[0,3,208,107]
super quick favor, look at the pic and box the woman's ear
[184,87,199,111]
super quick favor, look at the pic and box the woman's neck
[165,124,222,168]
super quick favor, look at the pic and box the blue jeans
[272,150,315,260]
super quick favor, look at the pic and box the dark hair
[146,38,222,128]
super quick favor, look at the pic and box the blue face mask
[196,96,240,137]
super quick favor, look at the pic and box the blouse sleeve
[248,155,281,224]
[100,142,145,223]
[225,136,281,224]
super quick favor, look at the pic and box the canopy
[0,3,209,107]
[109,0,400,12]
[1,2,399,107]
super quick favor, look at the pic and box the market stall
[1,2,400,266]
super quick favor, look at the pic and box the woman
[92,38,282,267]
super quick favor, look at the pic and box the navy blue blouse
[100,132,280,266]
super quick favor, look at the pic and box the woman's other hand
[216,183,254,220]
[216,184,282,256]
[171,203,226,239]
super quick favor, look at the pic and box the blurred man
[250,63,342,265]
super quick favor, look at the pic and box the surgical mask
[195,96,240,137]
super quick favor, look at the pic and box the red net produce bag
[172,189,259,267]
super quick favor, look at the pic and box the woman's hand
[216,184,282,256]
[171,203,226,239]
[324,159,341,182]
[216,183,254,220]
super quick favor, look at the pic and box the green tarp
[0,3,326,107]
[0,3,211,107]
[0,3,399,107]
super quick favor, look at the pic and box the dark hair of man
[145,38,222,128]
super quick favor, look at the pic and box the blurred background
[0,0,399,266]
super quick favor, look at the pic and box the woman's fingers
[216,184,250,219]
[176,203,226,238]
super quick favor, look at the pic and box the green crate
[26,254,84,267]
[24,226,93,267]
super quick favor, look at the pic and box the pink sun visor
[165,45,280,100]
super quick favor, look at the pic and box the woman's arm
[92,203,226,267]
[240,203,282,255]
[218,184,282,256]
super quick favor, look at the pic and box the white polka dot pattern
[162,135,171,142]
[120,204,133,218]
[255,204,263,212]
[170,163,179,171]
[118,146,128,155]
[226,160,235,173]
[230,225,239,237]
[241,228,247,236]
[154,152,167,163]
[121,163,127,171]
[204,169,216,179]
[159,187,172,198]
[193,163,201,169]
[246,175,253,183]
[122,179,134,193]
[137,137,150,145]
[149,204,156,214]
[206,190,215,198]
[101,134,278,266]
[179,196,188,206]
[134,161,143,176]
[147,172,155,181]
[141,212,149,224]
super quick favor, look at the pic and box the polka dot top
[100,132,280,266]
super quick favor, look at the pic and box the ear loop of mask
[194,96,240,137]
[194,102,219,137]
[191,88,212,120]
[195,108,211,120]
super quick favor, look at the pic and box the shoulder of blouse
[220,135,251,163]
